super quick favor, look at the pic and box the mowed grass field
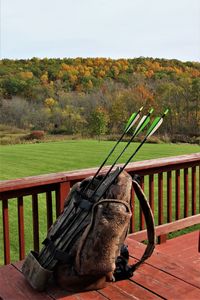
[0,139,199,180]
[0,140,199,265]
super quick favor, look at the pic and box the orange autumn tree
[134,84,155,109]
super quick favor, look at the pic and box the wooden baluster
[149,174,154,215]
[158,173,163,225]
[46,191,53,230]
[32,194,39,252]
[184,168,189,218]
[192,166,196,215]
[2,199,10,264]
[18,196,25,260]
[158,172,166,243]
[56,181,71,217]
[199,166,200,214]
[167,171,172,223]
[139,177,145,230]
[176,170,180,220]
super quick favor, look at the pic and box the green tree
[88,107,109,139]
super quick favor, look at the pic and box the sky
[1,0,200,62]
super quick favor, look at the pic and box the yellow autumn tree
[40,72,49,85]
[20,71,33,79]
[44,97,57,111]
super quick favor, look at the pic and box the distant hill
[0,57,199,142]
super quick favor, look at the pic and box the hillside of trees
[0,57,199,142]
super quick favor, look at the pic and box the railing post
[158,173,163,225]
[2,199,10,264]
[199,166,200,214]
[192,167,196,215]
[176,170,180,220]
[56,181,71,217]
[149,174,154,215]
[18,196,25,260]
[46,191,53,230]
[167,171,172,222]
[158,172,167,244]
[32,194,39,253]
[139,177,145,230]
[184,168,189,218]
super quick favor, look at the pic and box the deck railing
[0,153,199,265]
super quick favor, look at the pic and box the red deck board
[12,261,159,300]
[47,285,107,300]
[131,264,200,300]
[156,231,199,251]
[97,284,143,300]
[128,257,200,299]
[51,290,107,300]
[12,262,107,300]
[0,264,52,300]
[113,279,161,299]
[155,231,200,270]
[127,235,200,289]
[1,233,200,299]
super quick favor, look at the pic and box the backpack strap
[130,178,155,271]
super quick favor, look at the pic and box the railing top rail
[0,153,199,193]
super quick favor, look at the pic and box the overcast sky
[1,0,200,61]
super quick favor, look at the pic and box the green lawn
[0,139,199,180]
[0,140,199,265]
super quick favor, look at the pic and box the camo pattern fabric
[55,170,132,291]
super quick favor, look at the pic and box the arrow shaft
[89,131,139,197]
[89,112,151,198]
[93,111,168,202]
[82,130,126,194]
[93,138,147,204]
[82,108,142,194]
[42,110,168,268]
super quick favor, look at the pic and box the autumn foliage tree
[88,107,109,139]
[0,57,199,142]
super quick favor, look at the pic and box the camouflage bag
[22,169,155,292]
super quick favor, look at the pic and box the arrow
[120,109,169,171]
[89,108,154,198]
[125,108,142,132]
[145,109,169,139]
[134,108,154,135]
[82,106,143,194]
[93,108,169,202]
[39,109,169,269]
[40,106,144,266]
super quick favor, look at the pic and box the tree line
[0,57,199,142]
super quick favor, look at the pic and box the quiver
[22,170,133,291]
[22,169,155,292]
[55,170,132,291]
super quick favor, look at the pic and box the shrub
[147,136,162,144]
[160,134,171,143]
[0,136,22,145]
[49,128,70,135]
[26,130,45,140]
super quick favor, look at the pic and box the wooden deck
[156,231,200,271]
[0,232,200,300]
